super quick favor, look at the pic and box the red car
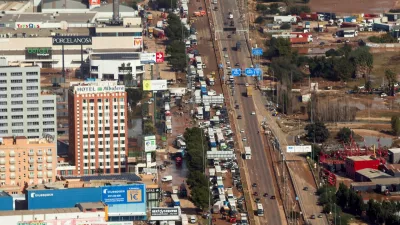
[253,192,258,196]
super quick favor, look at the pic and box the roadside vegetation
[318,184,400,225]
[368,33,398,44]
[165,14,189,72]
[184,127,210,210]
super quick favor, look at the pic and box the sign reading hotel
[52,36,93,46]
[74,85,125,94]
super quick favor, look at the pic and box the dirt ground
[309,0,399,14]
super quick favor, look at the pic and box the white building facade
[0,66,57,139]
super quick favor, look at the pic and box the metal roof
[67,173,142,182]
[356,168,392,179]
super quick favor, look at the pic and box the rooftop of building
[0,136,55,147]
[139,174,159,189]
[90,52,141,60]
[0,1,29,12]
[91,3,136,12]
[388,148,400,154]
[0,191,11,198]
[65,173,142,182]
[347,155,377,162]
[356,168,392,180]
[351,181,376,187]
[0,12,97,24]
[0,27,90,37]
[42,0,88,10]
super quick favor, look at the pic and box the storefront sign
[134,38,142,47]
[74,85,125,94]
[151,208,180,217]
[16,23,41,29]
[25,47,52,60]
[52,36,92,45]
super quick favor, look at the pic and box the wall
[26,187,102,209]
[2,214,105,225]
[0,37,142,51]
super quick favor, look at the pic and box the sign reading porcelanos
[52,36,93,45]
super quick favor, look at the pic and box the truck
[244,147,251,159]
[236,41,241,51]
[171,194,181,206]
[340,22,359,28]
[274,16,297,23]
[153,28,165,38]
[176,157,183,167]
[156,21,163,28]
[300,13,324,21]
[343,16,356,23]
[373,23,391,32]
[207,75,215,86]
[246,86,253,97]
[316,12,336,20]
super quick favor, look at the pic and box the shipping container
[0,192,13,211]
[26,187,102,210]
[341,22,359,28]
[274,16,297,23]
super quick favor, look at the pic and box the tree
[126,89,143,106]
[256,3,268,11]
[254,16,264,24]
[157,0,178,9]
[336,183,349,208]
[143,120,156,135]
[385,69,397,96]
[164,14,189,41]
[365,79,372,92]
[349,46,373,75]
[391,116,400,136]
[368,33,397,43]
[191,186,209,210]
[187,171,208,188]
[165,40,187,72]
[325,49,341,57]
[270,57,303,82]
[288,5,310,14]
[333,57,355,81]
[337,127,353,143]
[265,37,292,58]
[304,122,329,143]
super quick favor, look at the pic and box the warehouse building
[355,168,392,182]
[345,156,380,180]
[388,148,400,164]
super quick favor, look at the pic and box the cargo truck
[246,86,253,97]
[373,23,391,32]
[300,13,324,21]
[274,15,297,23]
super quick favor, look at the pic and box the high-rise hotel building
[68,80,127,175]
[0,66,57,139]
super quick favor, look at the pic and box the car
[240,129,245,133]
[223,47,227,51]
[319,42,325,46]
[263,193,268,197]
[235,63,240,67]
[245,83,249,87]
[226,60,230,65]
[198,7,202,10]
[242,137,247,142]
[311,215,316,219]
[229,12,233,19]
[224,54,228,58]
[318,215,323,218]
[227,35,232,38]
[253,192,258,196]
[255,198,261,203]
[252,183,257,187]
[190,215,197,223]
[251,111,255,115]
[227,65,231,69]
[303,187,309,191]
[214,7,218,11]
[237,115,242,119]
[270,195,276,199]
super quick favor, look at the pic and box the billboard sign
[17,218,104,225]
[140,53,156,64]
[286,145,312,153]
[52,36,93,46]
[245,68,255,76]
[73,85,125,94]
[134,38,142,47]
[144,135,156,152]
[16,23,42,29]
[151,207,180,216]
[143,80,168,91]
[156,52,164,63]
[101,184,145,204]
[252,48,263,56]
[89,0,101,5]
[25,47,52,60]
[231,68,241,77]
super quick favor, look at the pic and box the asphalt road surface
[210,1,284,224]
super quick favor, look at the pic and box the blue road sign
[254,68,262,76]
[231,68,241,77]
[252,48,263,56]
[245,68,255,76]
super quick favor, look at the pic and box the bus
[257,203,264,216]
[244,147,251,159]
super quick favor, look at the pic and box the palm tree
[385,69,397,96]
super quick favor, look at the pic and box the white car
[224,54,228,58]
[251,111,255,115]
[242,137,247,142]
[245,83,249,87]
[240,129,245,133]
[229,13,233,19]
[226,60,230,65]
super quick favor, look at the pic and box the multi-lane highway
[210,1,285,224]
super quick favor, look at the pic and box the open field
[309,0,399,14]
[371,52,400,84]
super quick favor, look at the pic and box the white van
[161,175,173,182]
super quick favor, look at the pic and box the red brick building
[68,81,128,175]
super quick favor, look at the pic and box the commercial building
[0,191,13,211]
[0,136,57,193]
[0,66,57,139]
[68,80,128,175]
[345,156,380,180]
[89,52,145,83]
[25,183,147,220]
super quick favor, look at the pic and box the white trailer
[274,16,297,23]
[245,147,251,159]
